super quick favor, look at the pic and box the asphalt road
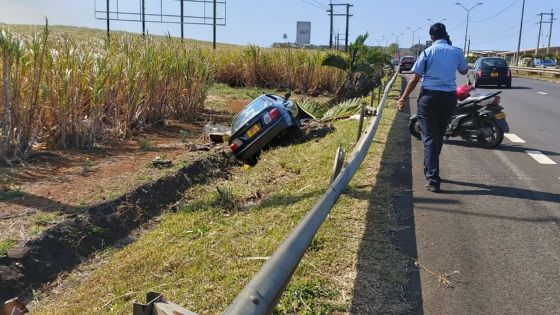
[405,74,560,314]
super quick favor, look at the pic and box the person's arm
[397,74,421,111]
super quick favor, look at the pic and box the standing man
[397,23,468,192]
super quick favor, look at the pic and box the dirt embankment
[0,149,237,304]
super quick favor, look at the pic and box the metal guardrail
[509,66,560,78]
[222,71,400,315]
[133,71,400,315]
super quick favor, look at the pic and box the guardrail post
[356,102,366,143]
[133,292,197,315]
[329,146,346,184]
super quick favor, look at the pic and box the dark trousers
[417,89,457,185]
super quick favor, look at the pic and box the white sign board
[296,21,311,45]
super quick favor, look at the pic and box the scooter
[409,91,509,149]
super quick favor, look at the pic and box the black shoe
[424,182,441,193]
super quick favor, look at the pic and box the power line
[471,0,520,23]
[308,0,328,9]
[299,0,325,10]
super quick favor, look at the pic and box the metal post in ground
[329,146,346,184]
[356,102,365,143]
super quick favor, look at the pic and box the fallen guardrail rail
[510,66,560,78]
[132,71,400,315]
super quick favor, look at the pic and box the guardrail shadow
[349,100,423,313]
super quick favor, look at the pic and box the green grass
[32,212,59,226]
[33,78,410,314]
[0,239,16,256]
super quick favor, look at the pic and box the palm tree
[322,33,389,102]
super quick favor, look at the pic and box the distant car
[228,93,298,163]
[390,59,399,66]
[533,58,556,68]
[398,56,415,73]
[468,57,511,88]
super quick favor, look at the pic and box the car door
[469,59,480,83]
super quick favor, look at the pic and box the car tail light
[476,70,482,77]
[506,70,511,78]
[263,108,280,125]
[229,138,243,152]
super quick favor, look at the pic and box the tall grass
[0,25,212,160]
[0,24,345,161]
[210,45,344,92]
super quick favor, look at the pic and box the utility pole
[547,9,555,55]
[335,33,340,50]
[106,0,110,39]
[328,2,334,48]
[213,0,217,50]
[515,0,525,66]
[536,13,544,56]
[328,3,352,51]
[535,11,555,56]
[467,36,471,56]
[141,0,146,36]
[180,0,184,39]
[344,4,353,52]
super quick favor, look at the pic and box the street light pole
[407,26,422,54]
[391,32,404,57]
[427,18,447,24]
[456,2,483,53]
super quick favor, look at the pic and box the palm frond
[296,99,328,120]
[321,98,364,121]
[321,54,350,72]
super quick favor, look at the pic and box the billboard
[296,21,311,45]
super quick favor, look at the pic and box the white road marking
[525,150,557,165]
[537,91,548,95]
[504,133,526,143]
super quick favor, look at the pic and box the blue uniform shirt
[411,39,468,92]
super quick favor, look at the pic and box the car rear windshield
[401,57,415,62]
[231,96,274,133]
[480,58,507,68]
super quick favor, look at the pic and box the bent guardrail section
[222,71,400,315]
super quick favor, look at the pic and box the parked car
[228,93,298,163]
[390,59,399,66]
[398,56,415,73]
[533,58,556,68]
[467,57,511,88]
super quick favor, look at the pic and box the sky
[1,0,559,52]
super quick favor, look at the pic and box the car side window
[473,60,480,69]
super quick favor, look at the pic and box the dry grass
[0,24,345,161]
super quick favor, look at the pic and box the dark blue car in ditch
[228,93,298,163]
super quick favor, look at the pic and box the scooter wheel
[477,118,504,149]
